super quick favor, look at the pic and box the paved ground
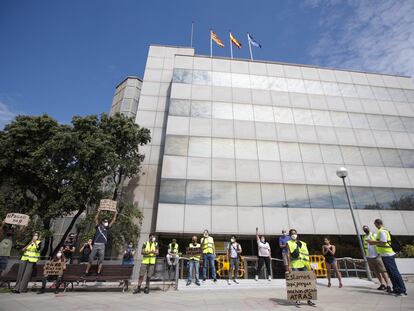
[0,278,412,311]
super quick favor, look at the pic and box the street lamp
[336,167,372,281]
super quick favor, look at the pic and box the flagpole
[247,33,253,61]
[229,31,233,59]
[210,29,212,58]
[190,21,194,48]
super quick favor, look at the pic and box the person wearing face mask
[12,232,41,294]
[79,239,93,264]
[37,250,66,295]
[84,210,117,277]
[255,227,272,281]
[279,229,290,272]
[287,229,315,307]
[133,233,158,294]
[322,237,342,288]
[122,241,135,266]
[62,233,76,264]
[201,229,217,282]
[227,235,242,285]
[361,225,392,292]
[166,238,180,275]
[186,235,201,286]
[0,221,14,280]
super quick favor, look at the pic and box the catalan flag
[210,30,225,48]
[230,32,242,49]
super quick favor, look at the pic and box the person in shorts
[279,229,290,272]
[322,237,342,288]
[362,225,392,292]
[133,233,158,294]
[84,210,117,276]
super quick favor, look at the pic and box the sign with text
[44,261,64,276]
[186,247,202,257]
[286,271,317,301]
[98,199,117,213]
[4,213,30,226]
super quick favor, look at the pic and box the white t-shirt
[378,230,395,257]
[365,233,378,258]
[257,240,271,257]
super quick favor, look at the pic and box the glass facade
[134,45,414,236]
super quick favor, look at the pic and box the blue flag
[247,33,262,48]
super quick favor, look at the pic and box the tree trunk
[51,207,86,257]
[41,218,51,257]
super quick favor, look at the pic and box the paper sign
[4,213,30,226]
[98,199,117,212]
[286,271,317,301]
[44,261,64,276]
[186,247,202,257]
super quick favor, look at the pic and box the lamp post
[336,167,372,281]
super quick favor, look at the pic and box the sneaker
[234,279,239,284]
[144,287,149,294]
[186,281,191,286]
[268,275,272,281]
[227,280,231,285]
[213,278,217,283]
[307,300,316,306]
[386,286,392,293]
[202,278,206,282]
[195,282,201,286]
[54,290,59,294]
[377,284,386,290]
[295,301,300,306]
[133,287,141,294]
[255,275,258,281]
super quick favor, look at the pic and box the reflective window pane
[349,113,370,129]
[235,139,258,159]
[330,186,348,209]
[367,114,388,130]
[173,68,192,83]
[279,142,302,162]
[192,70,211,85]
[293,108,313,125]
[341,146,364,165]
[191,101,211,118]
[159,179,186,204]
[237,182,262,206]
[169,99,190,116]
[250,75,269,90]
[399,149,414,168]
[269,77,288,92]
[320,145,343,164]
[392,188,414,210]
[360,147,383,166]
[385,116,405,131]
[351,187,376,209]
[274,107,294,123]
[330,111,351,127]
[212,102,233,119]
[300,144,323,163]
[402,117,414,132]
[284,184,310,208]
[212,181,237,205]
[186,180,212,205]
[372,188,396,209]
[165,135,188,156]
[379,148,402,167]
[308,185,333,208]
[232,73,250,88]
[261,183,286,207]
[212,71,232,87]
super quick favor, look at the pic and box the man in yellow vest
[368,219,407,296]
[201,229,216,282]
[166,238,179,280]
[12,232,41,293]
[133,233,158,294]
[287,229,315,307]
[186,235,201,286]
[362,225,392,292]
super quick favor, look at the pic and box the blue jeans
[187,260,200,283]
[203,253,216,280]
[381,255,406,294]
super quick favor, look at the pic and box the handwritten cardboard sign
[4,213,30,226]
[286,271,317,301]
[186,247,202,257]
[98,199,117,213]
[44,261,64,276]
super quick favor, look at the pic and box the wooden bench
[0,263,134,292]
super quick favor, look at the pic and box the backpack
[389,232,402,253]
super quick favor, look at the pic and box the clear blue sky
[0,0,413,128]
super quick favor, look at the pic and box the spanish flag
[211,30,225,48]
[230,32,242,49]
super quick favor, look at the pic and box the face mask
[56,252,62,259]
[203,233,208,237]
[103,222,109,227]
[282,232,287,236]
[192,240,197,245]
[129,244,133,248]
[291,234,298,240]
[363,228,369,234]
[230,238,235,243]
[151,237,156,242]
[260,238,265,243]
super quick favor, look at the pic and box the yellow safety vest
[168,243,179,254]
[189,243,201,261]
[287,240,309,269]
[376,228,394,255]
[362,233,375,256]
[201,236,214,254]
[21,241,41,263]
[142,241,157,265]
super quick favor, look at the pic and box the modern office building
[110,76,142,119]
[115,44,414,251]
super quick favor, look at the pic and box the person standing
[37,250,66,295]
[362,225,392,292]
[201,229,216,282]
[84,211,117,276]
[122,241,135,266]
[186,235,201,286]
[255,227,272,281]
[62,233,76,264]
[133,233,158,294]
[322,237,343,288]
[279,229,290,272]
[79,239,93,264]
[0,221,14,277]
[368,219,407,296]
[287,229,315,306]
[227,235,242,285]
[12,232,41,293]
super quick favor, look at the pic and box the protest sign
[4,213,30,226]
[185,247,202,257]
[286,270,317,301]
[44,261,64,276]
[98,199,117,212]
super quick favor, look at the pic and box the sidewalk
[0,278,412,311]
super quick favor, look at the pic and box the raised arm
[94,210,101,225]
[256,227,259,241]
